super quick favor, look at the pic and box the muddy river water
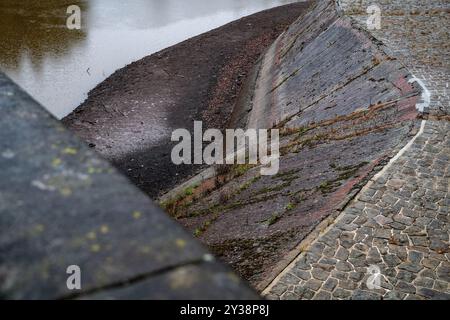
[0,0,296,118]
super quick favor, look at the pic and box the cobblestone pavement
[263,0,449,300]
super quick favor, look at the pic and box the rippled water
[0,0,296,118]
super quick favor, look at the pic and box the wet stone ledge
[0,72,257,300]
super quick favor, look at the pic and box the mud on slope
[161,0,423,289]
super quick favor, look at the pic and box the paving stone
[387,179,405,190]
[396,281,417,294]
[379,276,394,290]
[292,269,311,281]
[388,245,408,261]
[340,232,356,248]
[340,223,359,232]
[374,215,393,226]
[397,270,416,283]
[335,247,349,260]
[281,291,300,300]
[338,279,358,290]
[304,279,322,291]
[417,288,450,300]
[348,271,365,282]
[320,228,342,246]
[331,270,349,281]
[436,265,450,282]
[336,261,353,272]
[322,278,338,292]
[313,290,332,300]
[433,280,448,291]
[351,289,382,300]
[264,294,279,300]
[367,247,382,264]
[354,243,369,253]
[422,258,440,270]
[429,238,449,253]
[404,226,426,236]
[268,283,287,296]
[390,233,410,246]
[420,269,436,280]
[293,286,315,300]
[413,277,434,289]
[398,262,424,273]
[383,254,402,267]
[374,229,391,240]
[390,222,407,230]
[318,257,337,266]
[381,194,398,206]
[429,252,446,261]
[309,242,326,256]
[294,256,312,270]
[382,267,397,279]
[410,236,429,247]
[373,238,389,254]
[409,251,424,265]
[383,290,406,300]
[323,246,337,258]
[349,249,366,259]
[354,215,368,225]
[305,252,321,264]
[311,268,331,281]
[415,217,432,227]
[281,273,301,286]
[400,208,419,219]
[404,294,425,301]
[348,258,367,268]
[332,288,351,299]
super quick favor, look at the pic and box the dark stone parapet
[0,72,257,299]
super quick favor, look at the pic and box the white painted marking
[408,76,431,112]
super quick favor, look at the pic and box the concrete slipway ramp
[164,0,423,290]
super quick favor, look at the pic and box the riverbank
[155,0,423,289]
[63,2,312,198]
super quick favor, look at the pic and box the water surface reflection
[0,0,295,118]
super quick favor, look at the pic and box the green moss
[296,126,310,137]
[272,169,298,180]
[193,214,219,237]
[318,181,337,194]
[285,202,295,211]
[265,213,281,226]
[253,180,292,196]
[238,175,261,192]
[317,161,370,195]
[184,186,194,196]
[233,164,253,177]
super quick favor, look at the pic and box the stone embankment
[263,0,449,300]
[57,0,449,299]
[163,0,430,291]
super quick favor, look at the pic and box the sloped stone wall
[171,0,424,289]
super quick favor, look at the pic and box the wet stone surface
[264,0,449,300]
[161,0,423,289]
